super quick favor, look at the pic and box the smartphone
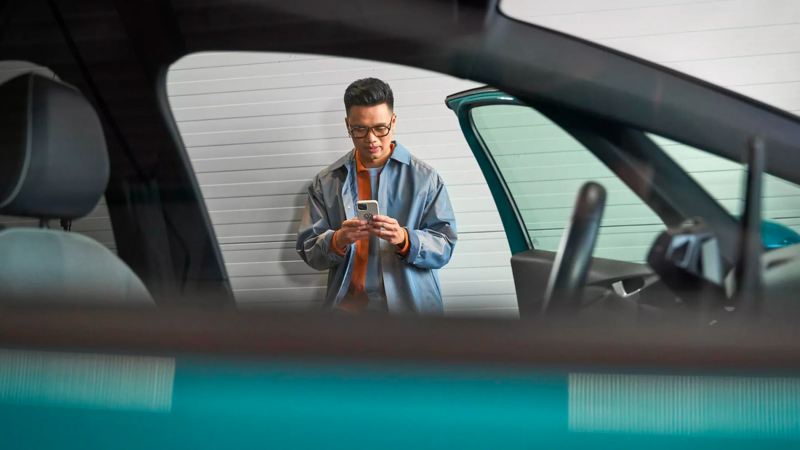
[356,200,379,222]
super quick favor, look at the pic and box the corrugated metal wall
[502,0,799,116]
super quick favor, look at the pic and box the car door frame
[446,87,751,314]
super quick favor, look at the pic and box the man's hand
[370,215,406,247]
[334,219,370,250]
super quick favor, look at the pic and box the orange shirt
[331,146,410,311]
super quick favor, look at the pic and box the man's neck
[359,154,389,169]
[356,145,394,169]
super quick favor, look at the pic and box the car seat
[0,72,153,304]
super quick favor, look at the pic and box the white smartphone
[356,200,379,222]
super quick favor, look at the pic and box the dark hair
[343,78,394,114]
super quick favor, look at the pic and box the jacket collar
[389,142,412,165]
[333,141,411,173]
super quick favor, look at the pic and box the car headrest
[0,73,109,219]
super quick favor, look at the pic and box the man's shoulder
[315,150,353,180]
[391,143,433,173]
[408,153,436,173]
[403,149,441,182]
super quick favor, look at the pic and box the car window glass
[471,105,663,263]
[650,134,800,240]
[167,52,518,317]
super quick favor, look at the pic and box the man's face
[346,103,396,166]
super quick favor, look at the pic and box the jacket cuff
[330,229,347,256]
[396,228,411,256]
[324,230,347,264]
[404,228,422,263]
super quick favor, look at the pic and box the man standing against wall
[297,78,457,314]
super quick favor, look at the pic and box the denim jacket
[296,143,457,314]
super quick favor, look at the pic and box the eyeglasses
[348,118,394,138]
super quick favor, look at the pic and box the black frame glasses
[348,117,394,138]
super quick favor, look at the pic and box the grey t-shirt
[365,166,387,311]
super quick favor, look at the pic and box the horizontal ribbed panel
[569,372,800,437]
[0,349,174,412]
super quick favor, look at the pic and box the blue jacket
[296,143,457,314]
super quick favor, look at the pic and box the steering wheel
[541,182,607,314]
